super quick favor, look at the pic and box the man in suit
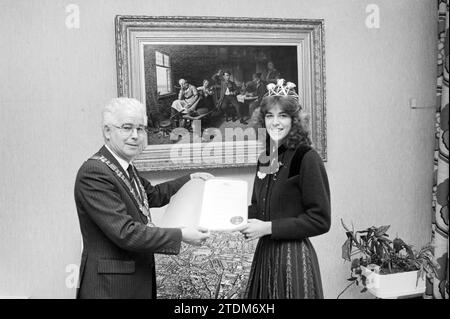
[265,61,281,84]
[214,70,246,124]
[248,72,267,120]
[74,97,211,299]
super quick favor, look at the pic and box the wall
[0,0,437,298]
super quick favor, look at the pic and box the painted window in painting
[155,51,172,95]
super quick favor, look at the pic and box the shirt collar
[104,144,132,177]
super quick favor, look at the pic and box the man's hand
[190,172,214,181]
[238,219,272,241]
[181,226,210,246]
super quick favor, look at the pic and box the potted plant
[338,219,439,299]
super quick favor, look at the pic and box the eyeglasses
[110,124,148,135]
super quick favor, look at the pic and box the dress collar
[265,141,289,156]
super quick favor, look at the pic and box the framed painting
[115,16,326,171]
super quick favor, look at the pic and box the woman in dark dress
[239,82,331,299]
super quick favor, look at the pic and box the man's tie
[127,164,142,201]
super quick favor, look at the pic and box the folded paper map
[158,178,248,231]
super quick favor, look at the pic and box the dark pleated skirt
[245,236,324,299]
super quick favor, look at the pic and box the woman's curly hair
[251,95,312,149]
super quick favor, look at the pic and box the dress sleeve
[271,150,331,240]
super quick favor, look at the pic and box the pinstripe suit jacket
[74,146,189,299]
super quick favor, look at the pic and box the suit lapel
[97,146,148,224]
[98,146,128,177]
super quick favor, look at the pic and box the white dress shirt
[105,144,132,178]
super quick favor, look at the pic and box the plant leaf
[374,225,390,237]
[393,237,404,252]
[342,238,352,261]
[351,258,360,269]
[381,240,393,252]
[370,240,376,254]
[405,244,415,258]
[341,218,351,232]
[376,241,384,259]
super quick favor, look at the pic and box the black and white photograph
[0,0,448,309]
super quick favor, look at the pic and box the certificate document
[158,178,248,231]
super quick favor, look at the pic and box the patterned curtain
[426,0,449,300]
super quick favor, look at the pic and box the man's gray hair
[102,97,147,127]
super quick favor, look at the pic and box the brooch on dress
[257,161,284,179]
[257,171,267,179]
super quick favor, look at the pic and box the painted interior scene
[143,45,298,145]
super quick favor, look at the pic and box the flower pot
[361,266,425,299]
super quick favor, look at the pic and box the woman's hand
[238,219,272,241]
